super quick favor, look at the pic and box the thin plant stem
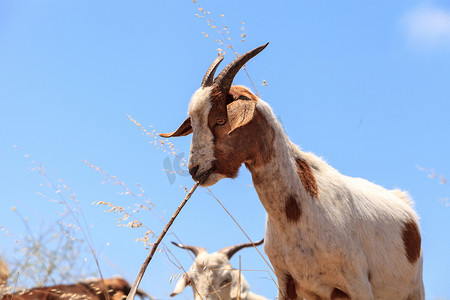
[126,182,199,300]
[206,188,274,274]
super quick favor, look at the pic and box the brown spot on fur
[331,288,350,299]
[402,219,421,263]
[208,86,274,178]
[285,195,302,222]
[296,158,319,198]
[284,273,297,300]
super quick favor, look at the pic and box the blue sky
[1,0,450,299]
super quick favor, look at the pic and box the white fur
[185,90,424,299]
[188,87,225,186]
[171,249,268,300]
[256,100,423,299]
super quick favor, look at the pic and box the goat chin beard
[197,172,225,187]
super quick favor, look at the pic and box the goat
[170,239,267,300]
[160,44,425,299]
[0,277,152,300]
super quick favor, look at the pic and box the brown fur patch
[330,288,350,299]
[285,195,302,222]
[208,86,274,178]
[229,85,259,102]
[402,219,421,263]
[312,293,323,300]
[295,159,319,198]
[1,278,133,300]
[227,97,256,133]
[284,273,297,300]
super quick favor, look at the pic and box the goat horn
[201,53,224,87]
[213,43,269,92]
[171,241,206,257]
[219,238,264,259]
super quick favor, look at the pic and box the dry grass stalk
[126,182,199,300]
[190,0,265,97]
[206,188,280,293]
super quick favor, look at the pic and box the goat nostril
[189,165,199,177]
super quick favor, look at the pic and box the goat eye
[216,119,226,126]
[220,278,231,286]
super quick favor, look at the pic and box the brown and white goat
[160,44,425,299]
[170,239,267,300]
[0,277,152,300]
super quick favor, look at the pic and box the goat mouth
[196,168,214,184]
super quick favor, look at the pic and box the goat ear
[170,274,189,297]
[226,99,256,134]
[230,270,249,300]
[159,117,192,138]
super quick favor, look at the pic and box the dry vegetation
[416,165,449,206]
[2,1,448,298]
[3,1,448,298]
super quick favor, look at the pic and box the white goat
[160,44,424,299]
[170,239,268,300]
